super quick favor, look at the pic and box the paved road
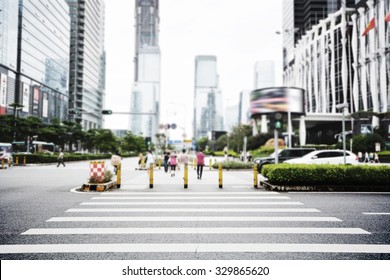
[0,157,390,260]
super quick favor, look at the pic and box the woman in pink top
[169,152,177,177]
[196,149,205,179]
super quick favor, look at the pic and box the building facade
[129,0,161,141]
[283,0,357,68]
[0,0,70,123]
[284,0,390,145]
[67,0,106,130]
[194,55,224,140]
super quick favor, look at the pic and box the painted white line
[100,191,280,195]
[22,227,369,235]
[5,242,389,254]
[47,216,342,222]
[91,196,290,200]
[80,201,303,206]
[66,208,321,213]
[363,212,390,215]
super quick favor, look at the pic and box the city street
[0,157,390,260]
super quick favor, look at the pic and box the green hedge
[212,160,255,170]
[13,153,112,164]
[262,164,390,186]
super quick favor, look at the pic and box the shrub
[212,160,255,170]
[262,164,390,186]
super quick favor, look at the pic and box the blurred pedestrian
[169,152,177,177]
[163,150,170,173]
[57,149,65,167]
[196,149,205,179]
[145,150,155,174]
[364,151,369,163]
[374,153,380,163]
[110,150,121,175]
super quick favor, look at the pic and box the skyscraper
[0,0,70,123]
[67,0,106,130]
[194,55,224,139]
[129,0,161,141]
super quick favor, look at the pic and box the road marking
[363,212,390,215]
[22,227,368,235]
[46,216,342,222]
[99,191,280,195]
[80,201,303,206]
[66,208,321,213]
[91,196,290,200]
[4,243,388,254]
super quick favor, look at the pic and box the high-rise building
[194,55,224,139]
[129,0,161,141]
[282,0,357,68]
[0,0,70,123]
[67,0,106,130]
[282,0,390,145]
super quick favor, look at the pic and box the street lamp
[336,103,349,165]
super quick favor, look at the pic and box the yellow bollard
[149,163,154,188]
[23,156,26,165]
[193,158,196,170]
[15,156,19,166]
[158,158,162,170]
[218,163,223,188]
[1,159,4,169]
[253,164,258,188]
[184,163,188,189]
[209,158,212,170]
[116,162,121,188]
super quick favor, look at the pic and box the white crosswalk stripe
[2,190,381,256]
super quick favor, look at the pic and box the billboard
[0,74,7,114]
[250,87,305,117]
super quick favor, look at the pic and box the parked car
[284,150,358,165]
[254,148,316,173]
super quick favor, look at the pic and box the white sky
[104,0,283,139]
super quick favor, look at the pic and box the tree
[349,133,385,154]
[93,129,118,153]
[196,137,209,151]
[121,131,146,153]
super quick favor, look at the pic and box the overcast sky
[104,0,283,139]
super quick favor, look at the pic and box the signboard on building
[0,74,7,114]
[250,87,305,117]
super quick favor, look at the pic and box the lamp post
[336,103,348,165]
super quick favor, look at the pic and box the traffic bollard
[253,164,258,188]
[209,158,212,170]
[1,159,4,169]
[23,156,26,165]
[218,163,223,188]
[116,162,121,188]
[158,158,162,170]
[184,163,188,189]
[149,163,154,188]
[193,158,196,170]
[15,156,19,165]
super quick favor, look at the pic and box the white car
[284,150,358,165]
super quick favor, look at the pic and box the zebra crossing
[1,190,390,257]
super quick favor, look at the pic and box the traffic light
[102,110,113,115]
[271,112,284,130]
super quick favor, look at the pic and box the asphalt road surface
[1,157,390,260]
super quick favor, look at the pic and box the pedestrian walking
[196,149,205,179]
[179,149,189,167]
[145,150,155,174]
[110,150,121,175]
[364,151,370,163]
[358,151,362,162]
[374,153,380,163]
[57,150,65,167]
[163,151,170,173]
[169,152,177,177]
